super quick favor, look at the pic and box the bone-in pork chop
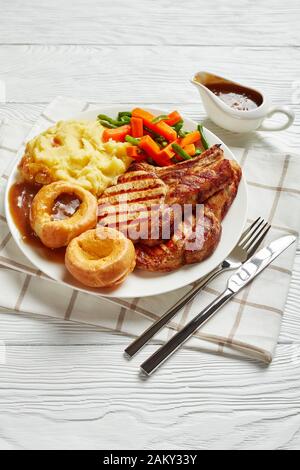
[135,159,242,271]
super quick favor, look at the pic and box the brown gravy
[8,182,81,263]
[52,193,81,221]
[206,82,263,111]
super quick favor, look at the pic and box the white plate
[5,106,247,298]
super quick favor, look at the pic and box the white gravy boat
[191,72,294,133]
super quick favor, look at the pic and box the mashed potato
[19,119,132,196]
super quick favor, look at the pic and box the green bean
[194,148,202,156]
[143,126,169,147]
[125,135,140,145]
[151,114,169,124]
[173,120,188,138]
[143,126,167,145]
[171,143,192,160]
[197,124,209,150]
[117,111,132,120]
[178,129,187,138]
[172,120,184,133]
[143,126,161,139]
[98,120,117,129]
[155,136,168,146]
[119,116,131,124]
[98,114,125,127]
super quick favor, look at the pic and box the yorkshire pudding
[30,181,98,248]
[65,227,136,288]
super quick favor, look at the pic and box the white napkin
[0,96,299,363]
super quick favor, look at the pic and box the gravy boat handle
[258,105,295,131]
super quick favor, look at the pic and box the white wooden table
[0,0,300,450]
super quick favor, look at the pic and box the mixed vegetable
[98,108,209,167]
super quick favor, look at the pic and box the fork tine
[246,224,271,257]
[243,221,269,250]
[238,217,261,244]
[239,218,265,249]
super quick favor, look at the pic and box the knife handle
[125,264,227,358]
[140,288,233,375]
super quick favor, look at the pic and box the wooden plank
[0,344,299,449]
[0,45,299,106]
[0,0,299,46]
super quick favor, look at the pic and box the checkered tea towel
[0,96,299,363]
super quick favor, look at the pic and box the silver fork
[125,217,271,358]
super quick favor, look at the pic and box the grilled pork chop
[135,160,242,271]
[135,209,221,272]
[98,147,234,244]
[97,165,232,244]
[98,142,242,265]
[98,170,172,243]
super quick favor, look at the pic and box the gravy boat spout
[191,71,294,133]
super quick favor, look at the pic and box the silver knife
[140,234,296,375]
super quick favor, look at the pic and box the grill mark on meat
[99,192,165,207]
[103,179,164,195]
[117,171,157,183]
[99,201,160,217]
[102,184,165,198]
[99,206,173,227]
[99,207,156,224]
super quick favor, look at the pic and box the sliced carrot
[132,108,177,142]
[139,135,172,166]
[155,123,177,142]
[130,117,144,138]
[165,111,182,126]
[180,130,200,148]
[183,143,196,156]
[132,108,154,122]
[102,124,131,142]
[158,147,175,164]
[138,135,160,158]
[126,146,145,161]
[126,146,139,158]
[159,139,179,158]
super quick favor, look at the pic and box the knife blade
[140,234,296,375]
